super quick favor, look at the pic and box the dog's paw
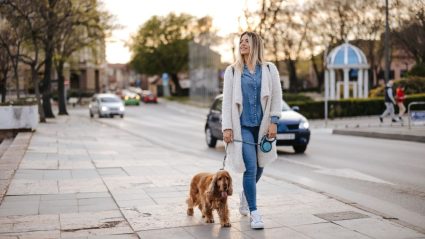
[187,208,194,216]
[205,218,214,223]
[222,222,231,227]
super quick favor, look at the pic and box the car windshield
[282,100,291,111]
[100,97,120,103]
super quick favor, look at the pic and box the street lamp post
[384,0,390,83]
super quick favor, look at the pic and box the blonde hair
[235,31,265,71]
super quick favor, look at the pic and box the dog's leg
[202,199,214,223]
[186,197,194,216]
[218,203,231,227]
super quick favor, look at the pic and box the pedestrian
[221,31,282,229]
[379,80,399,123]
[395,84,406,121]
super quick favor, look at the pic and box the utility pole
[384,0,390,83]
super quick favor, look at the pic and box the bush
[0,97,37,106]
[369,77,425,97]
[283,93,313,102]
[409,63,425,77]
[288,93,425,119]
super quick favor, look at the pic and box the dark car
[205,95,310,153]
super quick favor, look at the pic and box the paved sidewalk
[0,114,424,238]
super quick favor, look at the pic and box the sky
[102,0,253,64]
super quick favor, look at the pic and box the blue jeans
[241,126,264,212]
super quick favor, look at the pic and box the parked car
[141,90,158,103]
[205,95,310,153]
[89,94,125,118]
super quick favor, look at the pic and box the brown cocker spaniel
[186,170,233,227]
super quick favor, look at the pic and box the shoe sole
[251,224,264,229]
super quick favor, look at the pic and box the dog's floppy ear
[226,171,233,196]
[207,174,219,198]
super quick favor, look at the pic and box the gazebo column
[343,68,349,99]
[357,69,363,98]
[324,70,329,99]
[364,69,369,98]
[330,69,336,99]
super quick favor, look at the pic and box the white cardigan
[222,62,283,173]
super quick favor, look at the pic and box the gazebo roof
[326,42,369,69]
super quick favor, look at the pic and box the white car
[89,94,125,118]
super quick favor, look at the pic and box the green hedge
[283,93,313,102]
[288,93,425,119]
[0,97,37,106]
[369,77,425,97]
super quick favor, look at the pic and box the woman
[396,84,406,121]
[221,31,282,229]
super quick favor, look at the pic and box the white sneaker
[239,191,249,216]
[250,210,264,229]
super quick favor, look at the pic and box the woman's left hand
[268,123,277,139]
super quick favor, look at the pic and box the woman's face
[239,34,250,56]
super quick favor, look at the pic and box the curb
[0,132,33,203]
[333,129,425,143]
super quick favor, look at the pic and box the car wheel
[120,114,124,118]
[293,145,307,153]
[205,126,217,148]
[90,112,93,118]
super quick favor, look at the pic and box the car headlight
[124,96,129,100]
[101,106,108,111]
[119,106,125,111]
[299,120,309,129]
[136,95,140,100]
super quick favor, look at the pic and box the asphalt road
[73,101,425,230]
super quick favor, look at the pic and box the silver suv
[89,94,125,118]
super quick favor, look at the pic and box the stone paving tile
[103,176,152,191]
[59,160,94,170]
[335,218,424,239]
[292,222,371,239]
[0,171,13,180]
[241,226,312,239]
[41,193,76,201]
[6,179,59,195]
[59,210,133,238]
[58,179,107,194]
[75,192,111,199]
[21,152,47,160]
[137,227,196,239]
[0,230,61,239]
[13,170,44,180]
[98,168,128,177]
[61,234,139,239]
[116,199,157,209]
[71,169,100,179]
[121,204,203,231]
[19,160,58,170]
[0,214,60,233]
[268,212,327,227]
[43,170,73,180]
[183,224,246,239]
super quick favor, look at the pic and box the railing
[408,101,425,129]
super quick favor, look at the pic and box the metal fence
[188,41,221,107]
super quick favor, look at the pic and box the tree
[130,13,214,96]
[1,0,47,122]
[0,26,12,103]
[54,0,112,115]
[392,0,425,64]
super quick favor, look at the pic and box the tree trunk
[170,73,183,96]
[14,64,20,99]
[286,59,298,93]
[33,65,46,123]
[57,61,68,115]
[311,55,324,92]
[42,23,55,118]
[1,72,7,103]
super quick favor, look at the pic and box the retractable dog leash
[220,136,276,170]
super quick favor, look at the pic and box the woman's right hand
[223,129,233,143]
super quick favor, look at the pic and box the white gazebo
[325,42,370,100]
